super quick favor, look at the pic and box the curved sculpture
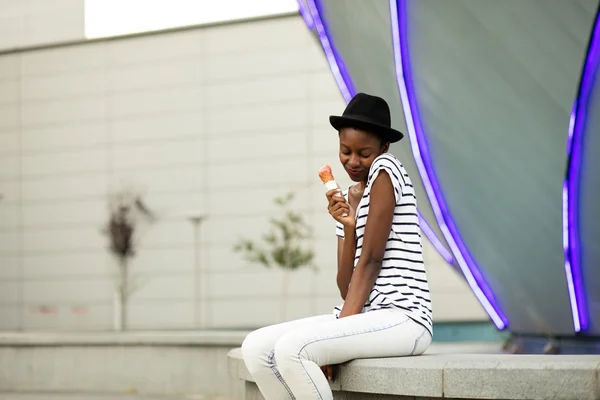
[301,0,600,339]
[398,0,596,335]
[389,0,507,329]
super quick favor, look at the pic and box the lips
[347,169,362,176]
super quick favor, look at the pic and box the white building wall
[0,0,85,51]
[0,15,487,331]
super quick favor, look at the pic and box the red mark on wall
[71,306,88,315]
[31,306,58,315]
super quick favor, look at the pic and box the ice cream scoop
[318,164,339,192]
[318,164,345,216]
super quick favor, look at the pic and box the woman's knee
[241,329,272,373]
[273,332,304,369]
[410,327,432,356]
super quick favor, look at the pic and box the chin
[348,174,364,182]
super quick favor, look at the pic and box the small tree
[102,187,156,331]
[234,192,316,320]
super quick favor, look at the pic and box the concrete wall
[0,14,486,332]
[0,0,85,51]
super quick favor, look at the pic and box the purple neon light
[390,0,508,329]
[304,0,354,101]
[303,0,454,265]
[563,6,600,332]
[297,0,314,29]
[419,213,454,264]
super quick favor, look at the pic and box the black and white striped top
[334,153,433,334]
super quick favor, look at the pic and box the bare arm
[338,171,395,318]
[327,188,357,300]
[336,229,356,300]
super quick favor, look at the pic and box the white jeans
[241,309,432,400]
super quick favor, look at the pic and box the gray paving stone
[443,354,600,400]
[338,356,443,398]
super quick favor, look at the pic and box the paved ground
[0,395,231,400]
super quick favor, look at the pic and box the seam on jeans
[297,316,411,400]
[269,349,295,400]
[409,326,427,356]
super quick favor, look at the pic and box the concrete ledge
[0,330,248,347]
[0,331,248,398]
[228,346,600,400]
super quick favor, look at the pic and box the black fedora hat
[329,92,404,143]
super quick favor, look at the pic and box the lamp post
[187,212,205,329]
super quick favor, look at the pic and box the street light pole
[188,213,205,329]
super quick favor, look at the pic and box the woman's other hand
[326,189,355,229]
[321,364,336,382]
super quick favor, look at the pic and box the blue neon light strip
[563,4,600,333]
[297,0,314,29]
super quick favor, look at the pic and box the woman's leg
[273,309,431,400]
[241,314,335,399]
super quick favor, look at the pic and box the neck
[355,181,367,191]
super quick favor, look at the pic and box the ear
[381,141,390,153]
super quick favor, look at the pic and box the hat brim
[329,115,404,143]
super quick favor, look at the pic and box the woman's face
[339,127,389,182]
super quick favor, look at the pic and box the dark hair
[377,134,391,148]
[338,126,390,148]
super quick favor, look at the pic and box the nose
[348,155,360,169]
